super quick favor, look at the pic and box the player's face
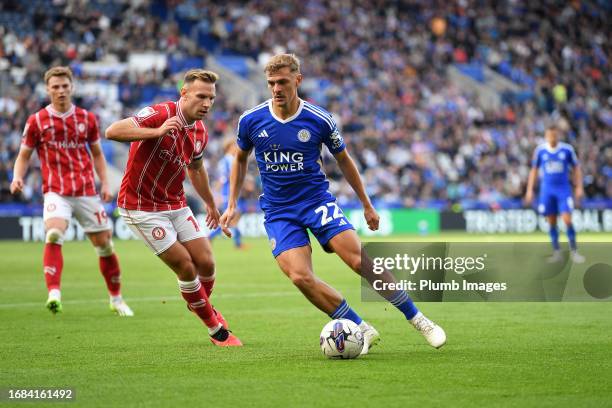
[266,67,302,109]
[46,76,73,108]
[545,129,559,146]
[181,80,216,122]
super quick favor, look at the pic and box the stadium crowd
[1,0,610,210]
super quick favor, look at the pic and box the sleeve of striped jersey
[131,104,168,128]
[192,134,206,161]
[21,115,39,149]
[531,147,541,168]
[236,116,253,151]
[87,112,101,144]
[323,117,346,154]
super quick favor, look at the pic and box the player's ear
[180,86,187,97]
[295,73,303,87]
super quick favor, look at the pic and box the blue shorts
[538,189,574,216]
[261,195,354,257]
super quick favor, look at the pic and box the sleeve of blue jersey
[236,116,253,151]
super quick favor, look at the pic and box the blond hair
[184,69,219,84]
[44,66,73,84]
[264,54,301,75]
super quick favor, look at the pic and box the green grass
[1,233,611,407]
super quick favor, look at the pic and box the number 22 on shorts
[314,202,343,226]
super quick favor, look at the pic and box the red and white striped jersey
[117,100,208,211]
[21,104,99,196]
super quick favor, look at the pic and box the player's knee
[195,257,215,275]
[288,270,315,289]
[45,228,64,245]
[94,240,115,257]
[177,259,196,279]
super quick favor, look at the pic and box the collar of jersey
[545,143,561,153]
[176,99,196,128]
[46,104,75,118]
[268,98,304,124]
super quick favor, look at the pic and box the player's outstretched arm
[524,167,538,205]
[10,146,34,195]
[105,117,181,142]
[334,149,379,231]
[220,147,250,229]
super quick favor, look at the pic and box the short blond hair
[264,54,301,75]
[184,69,219,84]
[44,66,73,84]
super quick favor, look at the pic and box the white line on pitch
[0,291,300,309]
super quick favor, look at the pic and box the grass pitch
[1,233,611,407]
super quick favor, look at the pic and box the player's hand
[219,207,236,238]
[157,117,182,137]
[10,178,24,195]
[100,183,113,202]
[364,205,379,231]
[524,191,533,206]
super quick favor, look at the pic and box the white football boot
[110,297,134,317]
[547,250,562,263]
[359,321,380,355]
[410,312,446,349]
[570,251,585,264]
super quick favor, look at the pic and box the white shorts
[118,207,206,255]
[43,192,111,233]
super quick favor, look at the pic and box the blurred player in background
[208,138,246,249]
[106,69,241,347]
[221,54,445,353]
[10,66,133,316]
[525,125,585,263]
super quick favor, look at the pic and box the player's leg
[181,237,229,329]
[42,193,71,314]
[540,192,561,260]
[158,240,240,346]
[326,229,446,349]
[276,245,350,313]
[229,210,243,249]
[171,207,240,345]
[559,194,584,262]
[73,196,133,316]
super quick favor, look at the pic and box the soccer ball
[319,319,364,359]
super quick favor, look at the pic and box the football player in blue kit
[525,125,585,263]
[220,54,446,353]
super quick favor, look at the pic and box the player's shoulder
[559,142,576,152]
[534,143,548,154]
[238,100,269,123]
[302,100,335,130]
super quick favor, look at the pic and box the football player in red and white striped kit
[106,69,241,347]
[10,66,133,316]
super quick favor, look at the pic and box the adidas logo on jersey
[338,219,347,226]
[257,129,270,138]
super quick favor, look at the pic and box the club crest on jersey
[559,152,566,160]
[152,227,166,240]
[195,140,202,153]
[136,106,156,119]
[77,123,86,134]
[297,129,311,142]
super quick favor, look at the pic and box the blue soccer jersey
[236,99,346,207]
[531,142,579,215]
[236,99,353,256]
[531,142,578,190]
